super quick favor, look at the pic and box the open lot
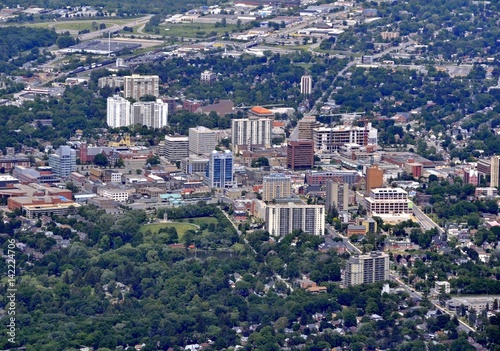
[140,222,198,236]
[159,23,237,38]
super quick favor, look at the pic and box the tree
[251,156,269,168]
[93,153,109,167]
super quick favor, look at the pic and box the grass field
[25,18,140,31]
[159,23,237,38]
[141,222,199,236]
[180,216,218,226]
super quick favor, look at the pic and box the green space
[179,216,218,226]
[25,18,141,31]
[140,221,198,236]
[159,23,237,38]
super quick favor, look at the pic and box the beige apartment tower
[124,75,160,100]
[262,173,292,202]
[298,116,320,140]
[344,251,389,286]
[325,180,349,212]
[490,155,500,188]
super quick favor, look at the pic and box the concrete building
[365,187,411,217]
[344,251,389,287]
[287,140,314,170]
[313,124,378,152]
[107,95,131,128]
[189,126,217,155]
[298,115,320,140]
[48,146,76,178]
[305,170,358,186]
[206,150,234,189]
[325,180,349,212]
[490,155,500,187]
[366,165,384,195]
[98,75,124,89]
[97,187,135,202]
[123,75,159,100]
[266,203,325,237]
[300,75,312,96]
[158,135,189,162]
[262,173,292,202]
[181,155,209,174]
[200,70,216,85]
[131,99,168,128]
[231,117,272,149]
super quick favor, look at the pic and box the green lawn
[159,23,237,38]
[141,222,198,236]
[179,216,218,227]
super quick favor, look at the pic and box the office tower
[344,251,389,286]
[298,115,320,140]
[325,180,349,212]
[287,140,314,170]
[107,95,131,128]
[300,75,312,96]
[265,203,325,237]
[231,117,272,149]
[305,170,358,186]
[365,187,410,216]
[189,126,217,155]
[490,155,500,187]
[131,99,168,128]
[313,124,378,152]
[200,70,216,85]
[48,146,76,178]
[206,150,234,189]
[366,165,384,195]
[123,75,160,100]
[159,135,189,162]
[262,173,292,202]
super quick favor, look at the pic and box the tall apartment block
[365,187,411,216]
[262,173,292,202]
[287,140,314,170]
[189,126,217,155]
[300,75,312,96]
[201,70,216,85]
[325,180,349,212]
[490,155,500,187]
[206,150,234,189]
[231,117,272,149]
[298,115,320,140]
[132,99,168,128]
[265,203,325,237]
[344,251,389,286]
[107,95,131,128]
[313,124,378,152]
[158,135,189,162]
[124,75,160,100]
[48,146,76,178]
[366,165,384,195]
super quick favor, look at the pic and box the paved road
[412,205,445,234]
[390,274,475,333]
[325,225,362,254]
[78,15,153,41]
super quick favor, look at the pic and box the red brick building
[287,140,314,170]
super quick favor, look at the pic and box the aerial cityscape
[0,0,499,350]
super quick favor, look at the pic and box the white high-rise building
[490,155,500,188]
[365,187,411,217]
[48,145,76,178]
[189,126,217,155]
[123,75,160,100]
[107,95,131,128]
[231,117,272,149]
[344,252,389,286]
[265,203,325,237]
[313,123,378,152]
[300,75,312,95]
[132,99,168,128]
[158,135,189,162]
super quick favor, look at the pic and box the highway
[412,205,445,234]
[78,15,153,41]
